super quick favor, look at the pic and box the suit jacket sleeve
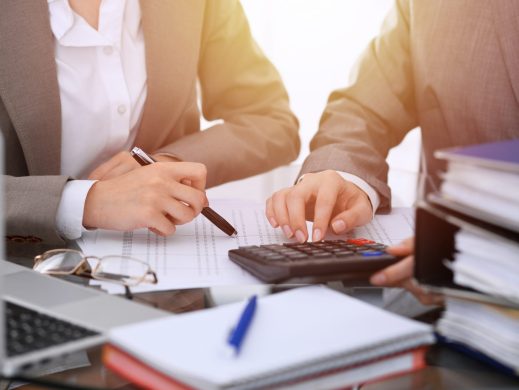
[155,0,300,188]
[300,0,418,211]
[1,96,68,245]
[5,175,69,244]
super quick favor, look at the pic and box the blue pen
[227,295,257,357]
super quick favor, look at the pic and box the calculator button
[346,238,375,245]
[360,251,385,257]
[334,251,354,257]
[365,244,387,249]
[263,254,287,261]
[311,242,328,248]
[309,250,327,255]
[282,249,303,255]
[335,243,357,250]
[312,252,330,258]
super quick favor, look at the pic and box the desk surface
[5,166,519,390]
[5,246,519,390]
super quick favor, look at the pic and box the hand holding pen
[131,147,238,236]
[83,152,209,236]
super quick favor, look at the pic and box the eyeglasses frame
[33,249,158,299]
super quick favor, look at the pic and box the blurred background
[209,0,420,206]
[242,0,420,171]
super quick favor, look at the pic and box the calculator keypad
[241,239,388,263]
[228,238,398,283]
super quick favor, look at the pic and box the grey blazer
[0,0,300,245]
[301,0,519,211]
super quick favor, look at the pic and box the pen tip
[231,231,238,237]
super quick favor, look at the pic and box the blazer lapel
[136,0,203,152]
[0,0,61,175]
[492,2,519,105]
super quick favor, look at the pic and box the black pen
[130,147,238,237]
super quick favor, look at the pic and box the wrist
[83,181,102,229]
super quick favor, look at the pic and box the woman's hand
[83,162,208,236]
[265,170,373,243]
[88,151,180,180]
[370,237,444,305]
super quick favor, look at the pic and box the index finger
[370,255,414,287]
[386,237,414,256]
[312,184,341,241]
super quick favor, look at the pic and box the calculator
[228,238,399,284]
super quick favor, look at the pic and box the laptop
[0,136,168,377]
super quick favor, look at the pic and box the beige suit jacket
[0,0,299,244]
[301,0,519,211]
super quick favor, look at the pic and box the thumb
[370,255,414,286]
[386,236,414,256]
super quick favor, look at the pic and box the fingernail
[370,273,386,285]
[295,230,306,243]
[268,217,278,228]
[332,220,346,234]
[313,229,322,242]
[282,225,293,238]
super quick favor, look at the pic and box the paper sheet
[78,200,414,293]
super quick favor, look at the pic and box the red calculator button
[346,238,375,245]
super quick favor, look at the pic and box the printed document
[77,199,414,293]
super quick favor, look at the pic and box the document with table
[77,200,414,293]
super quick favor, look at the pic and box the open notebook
[104,286,433,389]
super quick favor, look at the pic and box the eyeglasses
[33,249,158,299]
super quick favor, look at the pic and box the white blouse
[47,0,147,239]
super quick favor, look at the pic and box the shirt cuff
[56,180,97,240]
[335,172,380,215]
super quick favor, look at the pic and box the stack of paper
[429,139,519,374]
[449,229,519,302]
[437,298,519,373]
[435,139,519,232]
[440,163,519,228]
[104,286,433,389]
[436,228,519,373]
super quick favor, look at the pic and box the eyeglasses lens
[34,251,84,274]
[93,256,150,286]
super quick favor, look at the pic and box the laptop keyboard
[6,301,99,357]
